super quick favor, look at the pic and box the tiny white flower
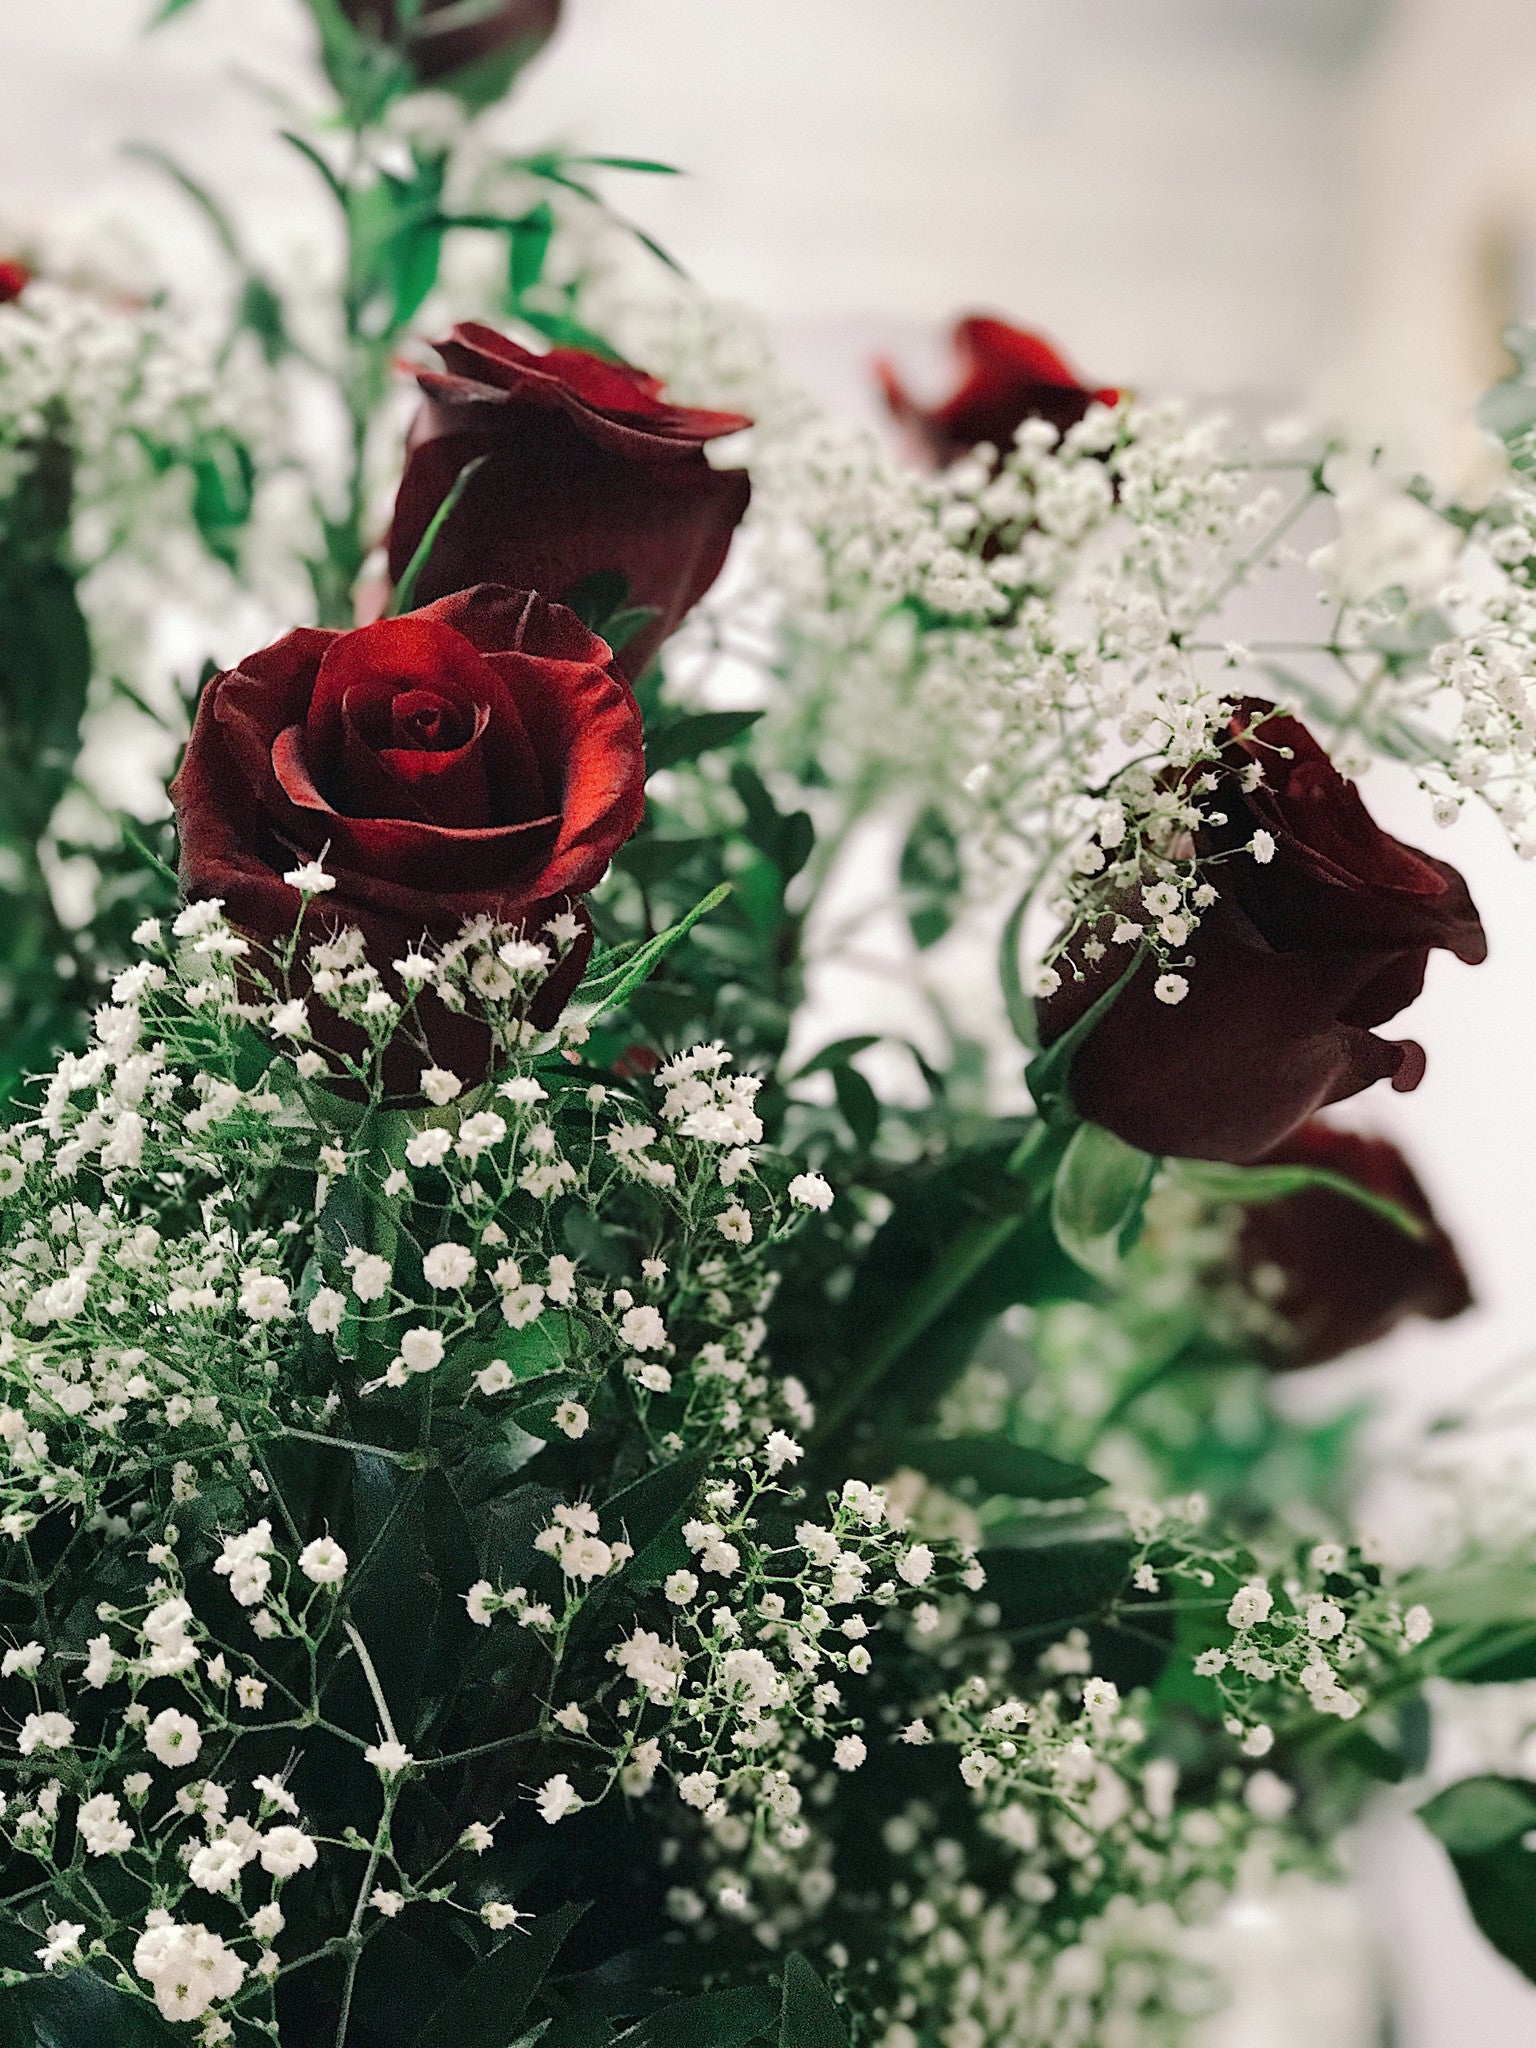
[422,1242,476,1290]
[536,1773,582,1825]
[347,1252,393,1302]
[716,1203,753,1245]
[145,1707,202,1767]
[787,1171,834,1211]
[405,1128,452,1169]
[259,1825,318,1880]
[620,1305,666,1352]
[554,1400,589,1440]
[1226,1583,1273,1629]
[306,1287,346,1335]
[419,1067,462,1106]
[1250,829,1276,864]
[283,861,336,895]
[399,1327,444,1374]
[833,1735,866,1772]
[1153,973,1188,1006]
[365,1739,415,1777]
[297,1537,348,1586]
[239,1272,291,1324]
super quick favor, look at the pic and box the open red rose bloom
[387,325,752,677]
[1037,699,1487,1163]
[170,585,645,1064]
[877,314,1120,467]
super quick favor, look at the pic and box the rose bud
[1036,700,1486,1163]
[0,258,30,305]
[876,314,1119,467]
[341,0,560,94]
[170,585,644,1078]
[386,325,752,678]
[1236,1120,1471,1367]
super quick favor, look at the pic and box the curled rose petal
[386,325,752,678]
[1036,700,1485,1163]
[1236,1120,1472,1368]
[877,315,1119,467]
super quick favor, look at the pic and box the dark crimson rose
[1036,700,1486,1163]
[1236,1120,1472,1367]
[340,0,559,90]
[876,315,1119,467]
[169,585,644,1059]
[386,325,752,679]
[0,259,30,304]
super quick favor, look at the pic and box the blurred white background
[6,3,1536,2041]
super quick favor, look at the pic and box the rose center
[387,688,474,753]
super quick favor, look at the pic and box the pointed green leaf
[1050,1121,1158,1281]
[412,1902,586,2048]
[778,1954,848,2048]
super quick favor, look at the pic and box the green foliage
[777,1954,849,2048]
[412,1903,586,2048]
[884,1433,1104,1502]
[1023,947,1146,1124]
[1049,1122,1158,1281]
[899,805,962,950]
[1419,1777,1536,1983]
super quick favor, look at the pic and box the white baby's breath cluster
[0,899,858,2025]
[0,897,831,1535]
[0,279,288,734]
[478,1463,979,1949]
[1124,1505,1434,1740]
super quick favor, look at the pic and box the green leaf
[979,1518,1136,1633]
[899,806,962,951]
[564,569,630,632]
[1420,1776,1536,1857]
[412,1902,586,2048]
[562,155,683,178]
[1168,1159,1428,1240]
[147,0,203,26]
[3,1968,184,2046]
[572,885,732,1017]
[388,456,488,616]
[1023,945,1147,1125]
[123,143,241,258]
[778,1954,848,2048]
[787,1036,879,1082]
[614,1986,775,2047]
[997,877,1042,1052]
[730,764,814,882]
[884,1433,1105,1500]
[647,710,764,773]
[1419,1776,1536,1982]
[508,201,555,301]
[603,1448,710,1589]
[1049,1121,1159,1281]
[831,1064,880,1151]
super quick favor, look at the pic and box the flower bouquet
[5,8,1536,2046]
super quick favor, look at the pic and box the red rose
[340,0,560,90]
[386,325,752,679]
[1036,700,1486,1163]
[0,259,30,305]
[169,585,644,1067]
[876,315,1119,467]
[1236,1120,1471,1367]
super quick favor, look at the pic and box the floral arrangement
[4,7,1536,2047]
